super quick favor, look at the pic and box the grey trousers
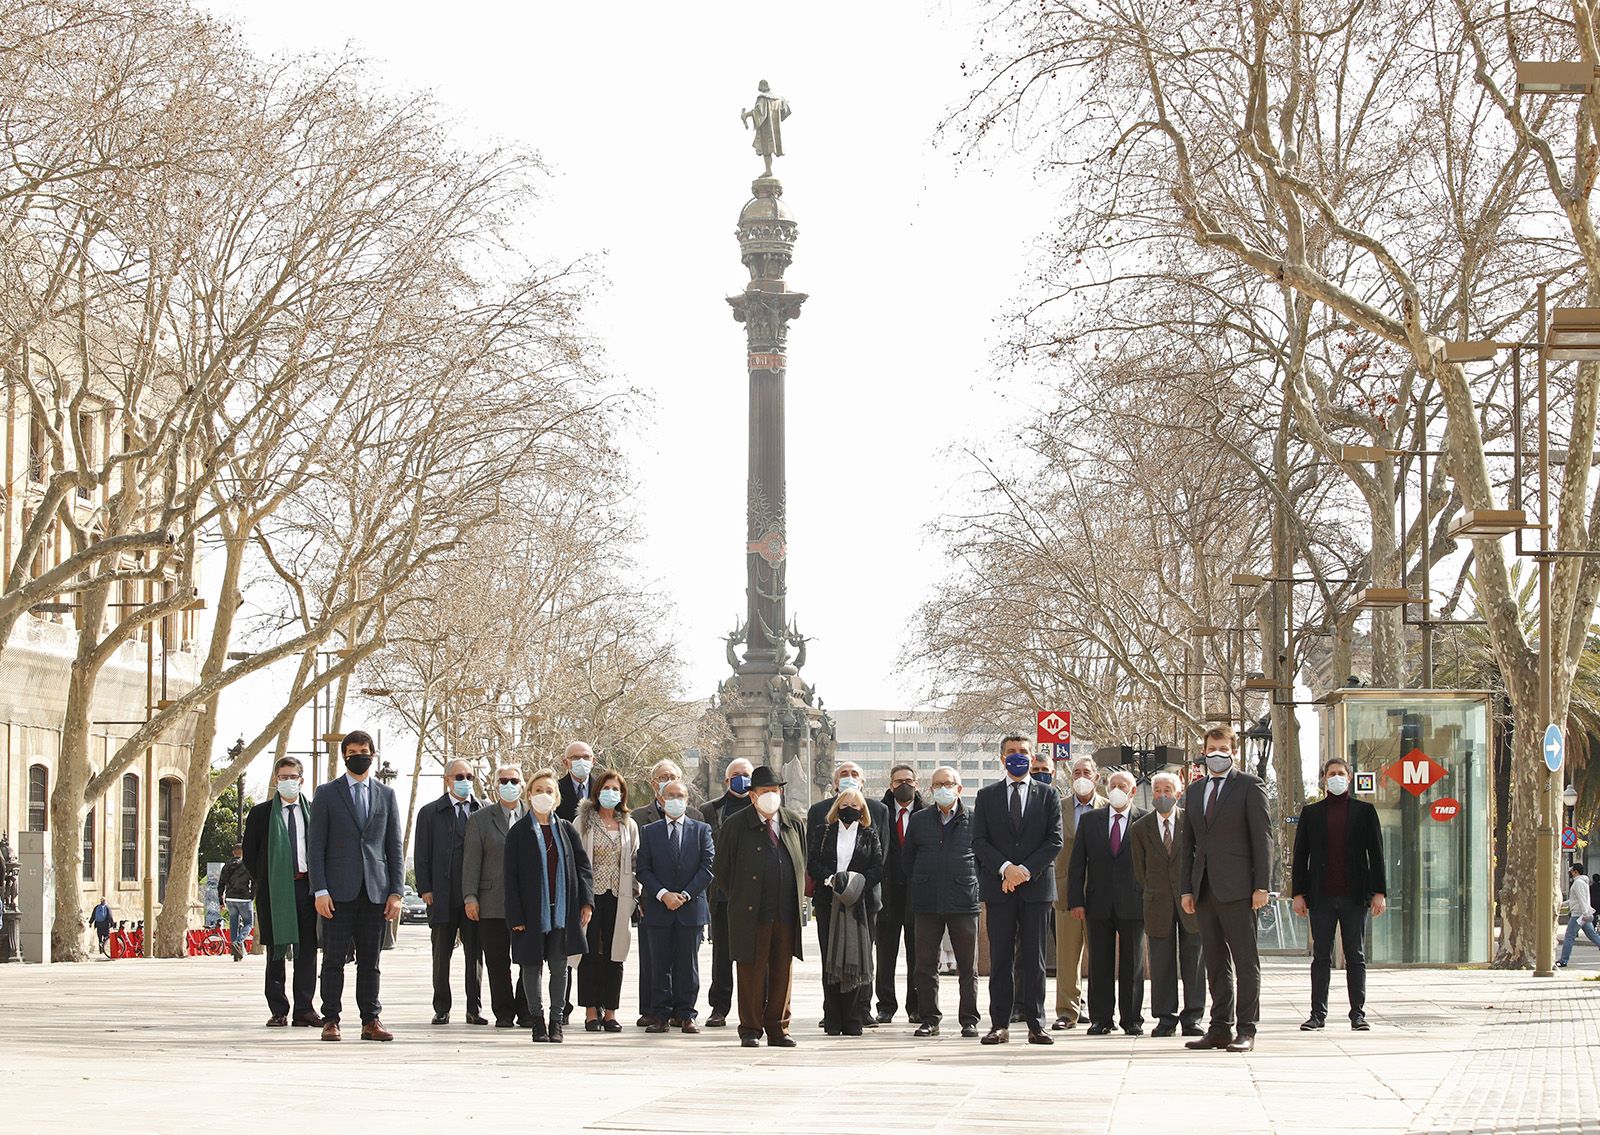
[519,929,569,1021]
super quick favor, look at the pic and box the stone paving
[1,930,1598,1134]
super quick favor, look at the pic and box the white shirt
[655,819,688,901]
[1109,806,1131,836]
[998,778,1034,879]
[895,804,912,833]
[835,821,860,875]
[279,797,307,873]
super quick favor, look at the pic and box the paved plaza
[2,934,1598,1134]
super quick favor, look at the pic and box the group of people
[228,724,1395,1049]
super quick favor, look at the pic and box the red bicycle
[108,920,143,958]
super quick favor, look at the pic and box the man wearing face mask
[1131,771,1205,1037]
[971,735,1064,1045]
[557,741,596,822]
[875,764,924,1025]
[713,765,808,1047]
[1290,757,1386,1030]
[903,767,981,1037]
[462,763,529,1028]
[1179,725,1271,1053]
[415,758,485,1025]
[637,779,716,1033]
[629,758,704,1027]
[309,730,404,1041]
[1052,755,1105,1030]
[242,756,322,1028]
[701,758,754,1027]
[806,761,889,1027]
[1067,768,1147,1035]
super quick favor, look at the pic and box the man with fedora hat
[711,764,808,1048]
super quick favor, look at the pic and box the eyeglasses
[451,773,473,782]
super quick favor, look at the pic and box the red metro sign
[1037,711,1072,746]
[1383,749,1448,797]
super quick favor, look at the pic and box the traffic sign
[1544,723,1565,773]
[1563,826,1579,850]
[1037,711,1071,747]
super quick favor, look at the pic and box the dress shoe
[266,1015,288,1027]
[1152,1022,1177,1038]
[681,1021,700,1035]
[645,1020,670,1034]
[321,1022,341,1042]
[875,1011,895,1024]
[495,1020,516,1029]
[636,1014,656,1028]
[361,1019,394,1042]
[706,1012,727,1028]
[1185,1030,1233,1050]
[863,1017,879,1029]
[1226,1034,1256,1052]
[768,1034,797,1047]
[1301,1015,1326,1031]
[1181,1024,1206,1037]
[1123,1026,1145,1037]
[914,1022,940,1037]
[548,1016,564,1043]
[465,1013,488,1026]
[908,1012,922,1024]
[668,1016,683,1027]
[981,1027,1009,1045]
[431,1013,449,1025]
[1351,1014,1370,1031]
[1051,1016,1077,1031]
[960,1024,980,1038]
[843,1026,863,1036]
[1085,1023,1113,1036]
[292,1012,324,1028]
[1027,1029,1054,1045]
[602,1018,622,1033]
[529,1018,549,1042]
[586,1019,603,1032]
[741,1036,760,1048]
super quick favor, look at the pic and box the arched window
[27,764,48,832]
[157,778,178,902]
[82,808,95,881]
[120,774,140,882]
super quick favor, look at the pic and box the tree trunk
[49,657,99,961]
[1367,490,1404,688]
[401,698,431,867]
[1494,663,1544,967]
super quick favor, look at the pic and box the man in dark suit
[556,741,595,822]
[875,763,924,1024]
[713,764,808,1048]
[1131,770,1205,1037]
[415,758,484,1025]
[1179,724,1271,1053]
[971,734,1064,1045]
[309,730,404,1042]
[241,755,321,1028]
[806,760,888,1029]
[1067,768,1147,1035]
[1291,756,1387,1031]
[462,762,527,1028]
[628,757,705,1028]
[1052,754,1106,1029]
[701,757,753,1027]
[636,778,717,1034]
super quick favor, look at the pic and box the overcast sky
[198,0,1059,794]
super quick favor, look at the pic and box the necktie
[354,782,368,828]
[897,808,907,845]
[1206,778,1220,822]
[286,803,300,872]
[1110,812,1123,856]
[1163,818,1172,854]
[455,803,467,832]
[1009,782,1023,831]
[768,818,780,847]
[670,821,681,859]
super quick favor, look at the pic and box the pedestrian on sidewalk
[575,770,638,1033]
[1131,771,1206,1037]
[90,897,113,957]
[904,766,981,1038]
[415,759,484,1025]
[462,763,529,1028]
[217,843,255,960]
[636,778,716,1035]
[242,756,323,1029]
[1067,768,1147,1036]
[1558,864,1600,967]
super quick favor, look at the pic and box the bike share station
[1317,689,1494,966]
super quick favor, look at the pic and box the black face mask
[345,754,374,776]
[892,784,916,804]
[837,806,862,825]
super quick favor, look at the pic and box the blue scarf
[532,818,569,934]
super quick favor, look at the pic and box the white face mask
[1325,774,1349,796]
[836,776,861,794]
[276,778,301,801]
[753,791,781,816]
[931,785,958,808]
[529,792,556,816]
[1107,787,1131,810]
[569,758,593,781]
[1071,776,1095,799]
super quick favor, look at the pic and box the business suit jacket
[637,817,716,927]
[414,793,480,924]
[242,796,312,950]
[879,791,925,890]
[970,777,1064,904]
[1066,806,1147,921]
[557,775,592,822]
[632,800,705,827]
[712,804,808,964]
[1179,770,1271,903]
[462,803,522,921]
[503,814,594,960]
[308,775,404,904]
[1290,795,1387,906]
[1053,791,1108,912]
[1130,807,1199,936]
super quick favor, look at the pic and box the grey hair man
[702,758,755,1027]
[904,767,981,1037]
[1052,754,1104,1029]
[1132,769,1205,1036]
[463,763,530,1027]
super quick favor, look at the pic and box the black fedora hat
[749,765,787,789]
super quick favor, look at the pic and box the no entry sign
[1037,711,1071,747]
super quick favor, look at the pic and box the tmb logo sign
[1429,797,1460,823]
[1037,711,1072,746]
[1384,749,1448,797]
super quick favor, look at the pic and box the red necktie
[767,818,779,847]
[1110,813,1123,856]
[897,808,907,845]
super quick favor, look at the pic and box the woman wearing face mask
[807,787,884,1036]
[575,769,639,1032]
[504,768,594,1042]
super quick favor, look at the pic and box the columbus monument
[714,79,835,804]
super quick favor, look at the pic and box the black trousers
[1086,916,1145,1030]
[319,891,386,1024]
[1309,895,1368,1020]
[875,884,918,1018]
[985,899,1048,1031]
[579,891,624,1010]
[644,922,704,1021]
[1146,907,1205,1030]
[707,899,733,1016]
[430,902,482,1017]
[477,917,527,1025]
[913,911,978,1027]
[264,876,319,1018]
[1196,888,1260,1037]
[814,896,874,1022]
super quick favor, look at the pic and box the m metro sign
[1383,749,1448,797]
[1037,711,1072,747]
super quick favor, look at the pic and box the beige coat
[1053,790,1109,911]
[575,800,639,963]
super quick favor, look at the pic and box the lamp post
[1563,783,1580,872]
[227,736,245,843]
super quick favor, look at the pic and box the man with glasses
[876,763,924,1024]
[463,763,530,1028]
[415,758,485,1025]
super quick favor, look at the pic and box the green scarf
[265,797,308,960]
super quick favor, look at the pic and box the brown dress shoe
[1226,1034,1256,1052]
[681,1021,700,1035]
[645,1020,670,1033]
[266,1015,288,1027]
[292,1012,324,1028]
[1186,1030,1233,1050]
[321,1022,341,1042]
[361,1019,394,1042]
[981,1027,1009,1045]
